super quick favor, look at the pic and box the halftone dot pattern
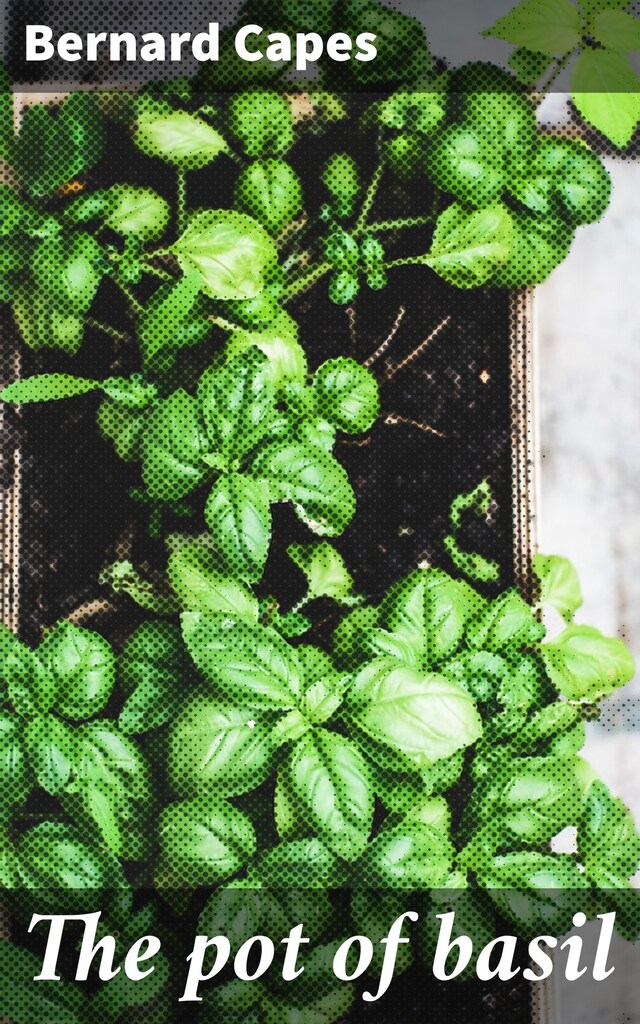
[0,3,638,1021]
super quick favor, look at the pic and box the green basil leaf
[252,838,347,888]
[0,941,89,1024]
[205,473,272,582]
[0,374,100,403]
[37,622,115,721]
[181,611,304,708]
[483,0,582,55]
[313,357,379,435]
[198,348,276,460]
[157,797,256,886]
[533,553,583,622]
[168,538,259,619]
[15,94,104,197]
[348,659,482,767]
[251,440,356,537]
[4,643,57,716]
[571,49,640,147]
[138,273,203,371]
[25,714,74,796]
[135,104,227,169]
[172,209,278,300]
[332,604,380,670]
[288,541,356,603]
[508,47,553,84]
[344,6,430,85]
[591,10,640,51]
[579,780,640,882]
[17,821,127,893]
[441,650,509,702]
[118,621,187,734]
[426,202,514,288]
[282,730,373,860]
[467,588,545,651]
[477,851,591,938]
[328,270,360,306]
[141,389,209,501]
[539,623,635,701]
[0,713,29,813]
[491,212,574,287]
[63,723,151,858]
[426,126,504,208]
[380,568,484,667]
[356,820,454,888]
[228,92,294,158]
[104,183,170,239]
[236,158,303,235]
[170,697,276,798]
[321,153,361,220]
[226,312,307,388]
[491,755,585,842]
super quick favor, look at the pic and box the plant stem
[361,214,436,236]
[116,279,144,313]
[289,595,310,616]
[208,313,240,333]
[355,157,385,235]
[176,169,187,236]
[85,317,132,344]
[384,256,428,270]
[537,50,575,102]
[282,261,333,303]
[141,262,176,283]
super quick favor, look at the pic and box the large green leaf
[104,184,170,239]
[426,125,504,208]
[312,357,379,435]
[282,730,373,860]
[205,472,272,581]
[579,780,640,884]
[491,212,574,287]
[157,797,256,886]
[0,941,89,1024]
[288,541,356,604]
[38,622,115,720]
[0,374,100,403]
[168,537,259,619]
[225,313,307,389]
[24,714,74,796]
[139,273,203,370]
[181,611,304,708]
[15,93,104,197]
[118,621,187,734]
[380,568,484,667]
[488,756,585,842]
[251,440,356,537]
[141,389,209,501]
[4,643,57,717]
[251,838,347,888]
[484,0,582,55]
[356,820,454,888]
[348,659,482,767]
[591,10,640,51]
[572,49,640,147]
[170,696,275,798]
[466,588,545,651]
[235,158,303,234]
[426,202,514,288]
[539,623,635,702]
[172,209,278,300]
[228,91,294,157]
[198,348,276,460]
[63,723,151,858]
[135,104,227,169]
[17,821,126,895]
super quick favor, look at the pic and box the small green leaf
[490,756,585,842]
[288,541,356,603]
[104,184,171,239]
[591,10,640,51]
[426,126,503,209]
[235,159,303,235]
[348,659,482,767]
[135,104,227,169]
[508,47,553,84]
[357,820,454,887]
[321,153,361,220]
[168,537,259,619]
[182,611,303,709]
[157,797,256,887]
[139,273,203,371]
[572,49,640,147]
[226,313,307,388]
[4,644,57,717]
[0,374,100,403]
[251,440,356,537]
[118,621,186,735]
[205,472,272,582]
[17,821,127,894]
[172,209,278,301]
[579,780,640,883]
[170,697,275,799]
[467,588,545,651]
[25,714,74,795]
[539,623,635,702]
[15,93,104,197]
[282,730,373,860]
[198,348,276,461]
[426,202,514,289]
[313,357,379,435]
[38,621,115,720]
[141,389,209,501]
[228,91,294,158]
[484,0,582,55]
[533,553,583,622]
